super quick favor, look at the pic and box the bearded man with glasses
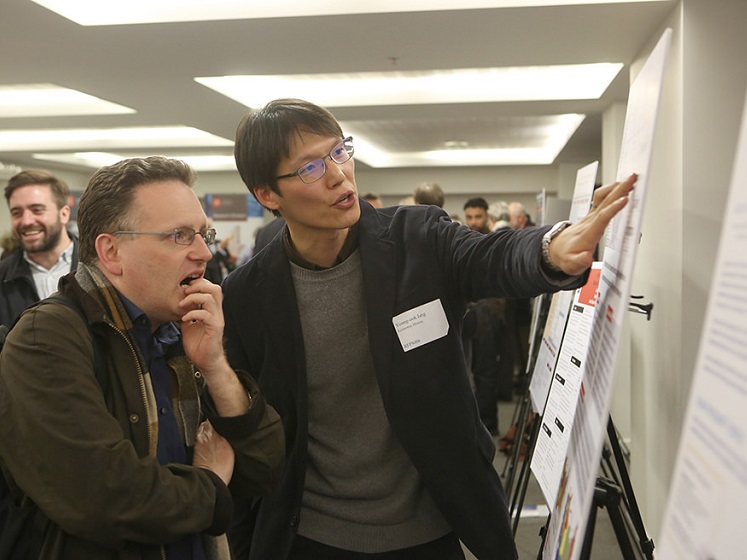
[223,98,636,560]
[0,155,284,560]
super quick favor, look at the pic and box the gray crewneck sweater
[290,250,450,553]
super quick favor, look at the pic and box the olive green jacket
[0,264,284,559]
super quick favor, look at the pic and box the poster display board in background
[656,89,747,560]
[529,161,598,413]
[532,263,602,506]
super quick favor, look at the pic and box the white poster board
[529,161,598,413]
[532,263,602,505]
[656,89,747,560]
[542,28,672,560]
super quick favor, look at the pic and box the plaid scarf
[73,262,201,458]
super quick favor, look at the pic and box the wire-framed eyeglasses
[276,136,354,184]
[111,226,217,246]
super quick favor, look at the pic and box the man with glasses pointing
[0,156,284,559]
[223,98,636,560]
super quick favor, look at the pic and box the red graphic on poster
[577,266,601,307]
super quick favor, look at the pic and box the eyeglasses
[111,227,216,246]
[276,136,354,184]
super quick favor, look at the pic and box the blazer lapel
[358,206,397,406]
[254,238,307,408]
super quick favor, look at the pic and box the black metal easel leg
[606,416,655,559]
[510,416,541,535]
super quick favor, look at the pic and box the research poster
[529,161,598,413]
[656,89,747,560]
[542,28,671,560]
[532,263,602,505]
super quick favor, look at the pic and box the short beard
[24,222,63,254]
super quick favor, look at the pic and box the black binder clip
[628,295,653,321]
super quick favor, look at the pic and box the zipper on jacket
[107,323,157,457]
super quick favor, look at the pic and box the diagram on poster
[656,89,747,560]
[542,28,672,560]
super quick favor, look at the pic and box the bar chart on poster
[656,89,747,560]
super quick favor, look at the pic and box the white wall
[618,0,747,541]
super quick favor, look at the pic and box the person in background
[463,197,491,234]
[413,182,445,208]
[507,200,534,388]
[252,217,286,257]
[0,230,19,260]
[0,156,284,559]
[488,201,511,232]
[204,220,236,284]
[508,202,529,230]
[221,98,635,560]
[0,169,78,327]
[362,193,382,208]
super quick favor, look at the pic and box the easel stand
[599,417,655,559]
[504,296,552,531]
[576,416,655,559]
[580,477,637,560]
[508,409,541,535]
[535,416,654,559]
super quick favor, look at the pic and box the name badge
[392,299,450,352]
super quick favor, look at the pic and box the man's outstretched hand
[547,173,637,276]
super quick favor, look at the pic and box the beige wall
[0,160,583,247]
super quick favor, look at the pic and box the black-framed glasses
[276,136,354,184]
[111,226,216,246]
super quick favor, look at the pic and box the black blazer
[0,236,79,328]
[222,201,586,560]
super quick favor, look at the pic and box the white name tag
[392,299,450,352]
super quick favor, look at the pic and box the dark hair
[234,98,343,217]
[4,169,70,209]
[413,182,445,208]
[463,197,489,212]
[77,156,196,264]
[362,193,380,202]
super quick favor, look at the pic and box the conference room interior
[1,1,746,557]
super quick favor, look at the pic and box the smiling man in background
[0,169,77,327]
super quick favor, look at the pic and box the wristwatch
[541,220,573,272]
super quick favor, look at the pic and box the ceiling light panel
[0,84,134,118]
[0,127,232,151]
[196,64,623,108]
[342,114,585,167]
[32,152,237,172]
[30,0,672,26]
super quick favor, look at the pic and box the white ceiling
[0,0,677,174]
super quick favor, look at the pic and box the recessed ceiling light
[32,152,237,172]
[0,127,232,151]
[30,0,672,26]
[0,84,134,118]
[196,64,623,108]
[29,115,582,169]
